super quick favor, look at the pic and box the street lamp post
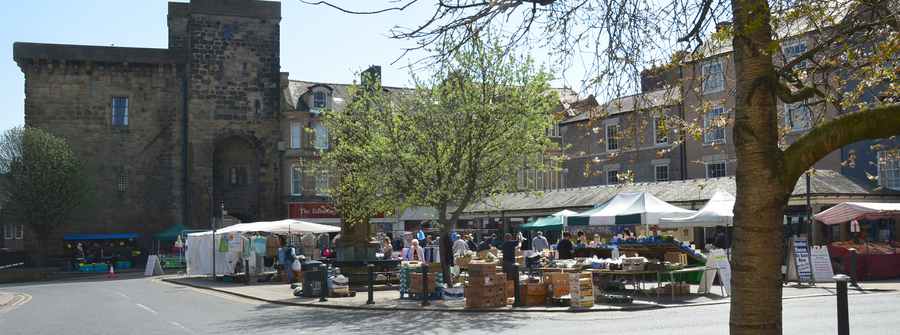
[208,181,216,279]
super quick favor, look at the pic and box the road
[1,275,898,335]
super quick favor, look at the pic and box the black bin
[302,270,325,297]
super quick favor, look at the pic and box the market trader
[557,232,574,259]
[501,233,520,278]
[532,231,550,253]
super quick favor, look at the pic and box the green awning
[154,224,186,240]
[520,215,564,231]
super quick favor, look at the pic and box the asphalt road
[1,274,898,335]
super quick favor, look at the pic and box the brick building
[7,0,368,257]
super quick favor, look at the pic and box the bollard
[319,267,328,302]
[367,263,375,305]
[513,263,522,307]
[421,263,430,307]
[848,248,860,288]
[834,274,850,335]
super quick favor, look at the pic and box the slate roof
[13,42,178,65]
[465,170,888,214]
[561,87,681,124]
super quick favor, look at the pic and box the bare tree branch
[298,0,419,15]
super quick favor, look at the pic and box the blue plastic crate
[79,264,94,272]
[94,263,109,273]
[115,261,131,270]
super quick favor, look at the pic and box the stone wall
[18,59,183,253]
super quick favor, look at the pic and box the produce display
[829,241,899,255]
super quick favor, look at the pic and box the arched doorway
[213,136,260,222]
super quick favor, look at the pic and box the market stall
[567,192,695,227]
[64,233,141,272]
[185,219,339,276]
[658,190,734,228]
[814,202,900,280]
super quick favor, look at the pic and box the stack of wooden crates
[568,272,594,309]
[465,262,507,308]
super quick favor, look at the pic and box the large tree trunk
[438,208,453,285]
[730,0,787,334]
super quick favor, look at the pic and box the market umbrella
[814,202,900,225]
[567,192,695,226]
[658,189,735,228]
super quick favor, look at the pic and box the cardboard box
[468,261,498,275]
[409,273,438,293]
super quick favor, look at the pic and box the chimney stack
[361,65,382,89]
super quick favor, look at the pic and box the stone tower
[168,0,283,226]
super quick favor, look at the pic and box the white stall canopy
[568,192,695,226]
[658,190,735,228]
[185,219,339,276]
[814,202,900,225]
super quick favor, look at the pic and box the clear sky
[0,0,573,132]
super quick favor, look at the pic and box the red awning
[814,202,900,225]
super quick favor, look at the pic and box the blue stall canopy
[63,233,139,241]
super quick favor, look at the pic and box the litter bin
[302,270,325,297]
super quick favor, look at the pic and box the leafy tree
[0,127,88,265]
[324,38,560,279]
[304,0,899,332]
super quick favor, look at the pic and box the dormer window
[313,91,327,109]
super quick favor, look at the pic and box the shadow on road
[225,304,533,334]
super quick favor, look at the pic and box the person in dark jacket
[466,234,478,251]
[557,232,575,260]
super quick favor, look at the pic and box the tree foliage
[324,37,560,275]
[0,127,87,239]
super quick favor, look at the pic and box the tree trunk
[438,209,453,284]
[730,0,787,333]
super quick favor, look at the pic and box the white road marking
[115,291,130,299]
[135,303,158,315]
[0,293,32,313]
[169,321,194,334]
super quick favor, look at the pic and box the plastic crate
[79,264,94,272]
[94,263,109,273]
[115,261,131,270]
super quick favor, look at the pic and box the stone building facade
[10,0,356,256]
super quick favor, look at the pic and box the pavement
[3,274,900,334]
[163,275,900,312]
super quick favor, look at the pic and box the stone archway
[213,136,260,222]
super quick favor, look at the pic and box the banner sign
[289,203,338,219]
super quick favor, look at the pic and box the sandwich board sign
[786,236,813,284]
[144,255,165,276]
[810,245,835,283]
[699,248,731,296]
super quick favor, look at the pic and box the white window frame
[117,171,127,193]
[654,164,670,182]
[705,161,727,178]
[290,165,302,196]
[547,123,561,138]
[877,150,900,191]
[606,170,619,185]
[783,102,811,132]
[316,171,330,196]
[704,106,727,145]
[3,224,12,240]
[782,39,809,69]
[14,224,23,240]
[701,59,725,94]
[313,122,329,150]
[653,117,668,145]
[290,122,302,149]
[606,124,620,151]
[312,91,328,109]
[112,96,129,127]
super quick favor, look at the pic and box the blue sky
[0,0,570,132]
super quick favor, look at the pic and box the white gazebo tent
[658,190,735,228]
[186,219,339,276]
[567,192,696,226]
